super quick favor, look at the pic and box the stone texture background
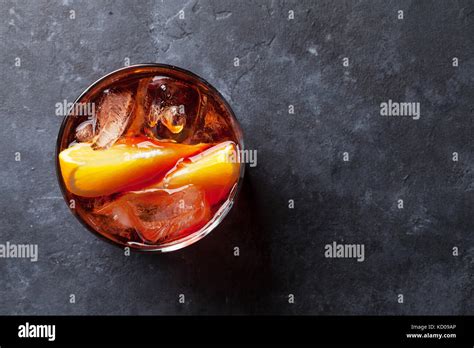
[0,0,473,315]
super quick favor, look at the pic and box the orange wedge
[59,139,208,197]
[159,141,241,205]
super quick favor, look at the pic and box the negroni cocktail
[56,64,244,251]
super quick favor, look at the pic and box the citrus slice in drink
[58,138,209,197]
[159,141,241,205]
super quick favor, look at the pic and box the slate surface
[0,0,472,315]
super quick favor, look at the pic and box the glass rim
[55,63,245,253]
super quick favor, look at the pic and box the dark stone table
[0,0,472,315]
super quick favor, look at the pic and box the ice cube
[79,195,136,241]
[94,185,210,244]
[126,78,152,136]
[129,185,210,243]
[185,96,234,144]
[75,120,95,142]
[85,212,135,241]
[145,77,201,142]
[148,105,186,134]
[92,90,134,150]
